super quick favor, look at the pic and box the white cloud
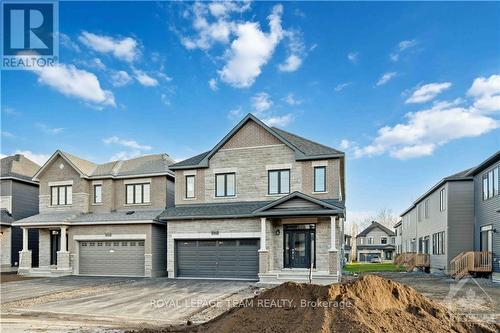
[347,52,358,63]
[334,82,352,92]
[110,70,132,87]
[133,70,158,87]
[58,33,80,52]
[228,106,243,119]
[251,92,273,113]
[109,151,142,162]
[376,72,398,86]
[36,123,64,135]
[208,78,218,91]
[35,63,115,107]
[283,93,302,106]
[262,114,293,127]
[339,139,352,150]
[278,54,302,72]
[78,31,140,62]
[390,39,417,62]
[103,136,152,150]
[1,131,14,138]
[353,80,500,160]
[405,82,452,104]
[13,150,51,165]
[467,74,500,113]
[219,5,284,88]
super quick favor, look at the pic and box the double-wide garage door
[176,239,259,280]
[79,240,145,276]
[359,253,380,262]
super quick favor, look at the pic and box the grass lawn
[344,262,405,273]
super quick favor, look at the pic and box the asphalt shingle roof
[0,209,14,226]
[357,221,395,237]
[271,127,344,157]
[170,151,210,168]
[0,154,40,182]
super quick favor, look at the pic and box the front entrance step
[17,267,72,277]
[258,271,339,286]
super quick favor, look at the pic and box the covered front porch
[17,225,72,277]
[254,193,345,285]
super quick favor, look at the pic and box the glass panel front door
[284,224,315,269]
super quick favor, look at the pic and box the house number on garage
[105,232,112,237]
[211,231,219,235]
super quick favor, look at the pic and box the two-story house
[399,169,475,273]
[13,150,175,277]
[355,221,396,262]
[159,114,346,284]
[466,151,499,282]
[1,154,40,272]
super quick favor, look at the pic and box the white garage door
[79,240,145,276]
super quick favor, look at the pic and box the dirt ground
[0,272,41,283]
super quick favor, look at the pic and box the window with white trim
[268,169,290,195]
[482,167,499,201]
[368,237,374,244]
[93,184,102,204]
[314,166,326,192]
[50,185,72,205]
[440,188,446,211]
[215,173,236,197]
[185,175,195,198]
[432,231,445,255]
[126,183,150,204]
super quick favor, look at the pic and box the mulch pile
[140,275,499,333]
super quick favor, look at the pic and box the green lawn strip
[343,263,405,273]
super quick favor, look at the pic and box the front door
[50,231,60,265]
[284,224,315,269]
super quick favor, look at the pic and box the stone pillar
[56,226,70,271]
[330,216,337,251]
[260,217,267,251]
[39,229,51,267]
[18,228,32,273]
[258,217,269,274]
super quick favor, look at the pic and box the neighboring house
[159,113,346,284]
[399,169,474,273]
[466,151,500,282]
[13,150,175,277]
[394,220,402,254]
[344,234,352,263]
[356,221,396,262]
[0,154,40,272]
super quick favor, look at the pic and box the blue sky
[1,1,499,224]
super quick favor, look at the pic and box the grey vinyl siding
[151,224,167,277]
[166,179,175,208]
[446,181,475,271]
[11,181,39,220]
[0,180,12,196]
[473,160,500,274]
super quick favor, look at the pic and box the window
[480,225,493,252]
[440,188,446,211]
[391,237,396,245]
[417,204,422,222]
[268,169,290,195]
[185,175,195,198]
[368,237,374,245]
[381,237,387,244]
[215,173,236,197]
[93,184,102,204]
[424,199,430,219]
[432,232,445,255]
[314,166,326,192]
[126,183,150,204]
[50,185,72,205]
[359,238,364,245]
[483,167,499,201]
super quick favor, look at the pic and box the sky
[1,1,499,226]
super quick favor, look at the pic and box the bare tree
[373,208,398,229]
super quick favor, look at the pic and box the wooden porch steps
[450,251,492,280]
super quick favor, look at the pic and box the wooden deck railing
[450,251,492,280]
[394,252,429,272]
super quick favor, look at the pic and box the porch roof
[356,244,396,250]
[0,209,14,226]
[159,193,345,221]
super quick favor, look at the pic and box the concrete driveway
[1,276,255,331]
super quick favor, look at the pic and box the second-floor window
[186,175,195,198]
[314,166,326,192]
[440,188,446,211]
[424,199,430,219]
[93,184,102,204]
[482,166,499,201]
[215,173,236,197]
[126,183,150,204]
[381,237,387,244]
[268,169,290,195]
[51,185,72,206]
[368,237,374,244]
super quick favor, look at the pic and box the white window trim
[92,180,103,185]
[481,225,493,231]
[311,161,328,167]
[266,163,292,171]
[183,170,197,176]
[124,178,151,185]
[48,180,73,186]
[213,168,237,174]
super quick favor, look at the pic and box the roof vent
[126,211,135,215]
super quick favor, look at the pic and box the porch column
[258,217,270,275]
[57,226,70,271]
[18,227,32,273]
[260,217,267,251]
[330,216,337,251]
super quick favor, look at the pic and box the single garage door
[176,239,259,280]
[359,253,380,262]
[79,240,145,276]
